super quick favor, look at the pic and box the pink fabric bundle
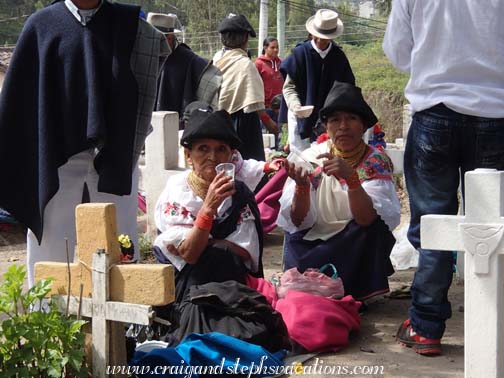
[276,291,361,352]
[246,275,361,352]
[254,168,289,234]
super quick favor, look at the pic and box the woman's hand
[264,158,286,173]
[286,160,310,186]
[200,171,235,216]
[317,153,354,180]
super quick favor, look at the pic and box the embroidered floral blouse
[154,171,261,272]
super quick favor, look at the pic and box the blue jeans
[405,104,504,339]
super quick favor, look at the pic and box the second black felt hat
[218,14,256,37]
[319,81,378,129]
[180,108,242,149]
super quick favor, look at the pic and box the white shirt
[154,171,261,272]
[64,0,102,26]
[383,0,504,118]
[310,39,332,59]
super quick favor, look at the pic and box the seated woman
[153,108,263,303]
[277,81,401,301]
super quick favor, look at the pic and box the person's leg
[404,107,461,341]
[462,116,504,173]
[26,151,91,287]
[87,163,140,261]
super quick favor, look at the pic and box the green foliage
[375,0,392,17]
[138,233,154,261]
[342,41,408,94]
[0,265,88,378]
[287,0,314,26]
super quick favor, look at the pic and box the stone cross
[421,169,504,378]
[35,203,175,377]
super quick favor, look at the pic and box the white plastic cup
[215,162,235,181]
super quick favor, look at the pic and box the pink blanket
[247,275,361,352]
[255,168,288,234]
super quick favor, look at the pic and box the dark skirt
[153,243,248,305]
[231,110,265,161]
[283,219,396,300]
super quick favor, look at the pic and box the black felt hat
[319,81,378,129]
[180,108,242,149]
[218,14,256,37]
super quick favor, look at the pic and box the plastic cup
[215,162,235,181]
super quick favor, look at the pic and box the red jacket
[255,55,284,108]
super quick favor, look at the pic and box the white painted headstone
[143,111,186,238]
[421,169,504,378]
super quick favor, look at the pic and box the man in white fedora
[279,9,355,151]
[147,12,181,50]
[148,12,222,125]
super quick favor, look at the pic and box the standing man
[383,0,504,356]
[279,9,355,152]
[0,0,169,286]
[148,13,221,126]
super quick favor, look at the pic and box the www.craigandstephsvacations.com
[107,357,385,376]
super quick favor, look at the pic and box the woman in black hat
[213,14,267,161]
[277,81,400,301]
[153,108,263,304]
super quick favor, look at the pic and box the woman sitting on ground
[153,108,263,303]
[277,81,400,301]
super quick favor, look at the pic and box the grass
[342,41,409,95]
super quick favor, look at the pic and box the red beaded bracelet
[263,162,271,172]
[295,184,311,195]
[346,171,361,190]
[194,211,213,231]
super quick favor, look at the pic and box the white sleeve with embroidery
[153,176,194,271]
[276,177,317,233]
[362,179,401,231]
[232,151,266,191]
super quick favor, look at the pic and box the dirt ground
[1,221,464,378]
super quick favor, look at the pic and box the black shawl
[155,43,208,117]
[0,1,140,242]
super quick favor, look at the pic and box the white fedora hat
[147,12,182,34]
[305,9,344,40]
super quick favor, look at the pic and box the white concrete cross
[421,169,504,378]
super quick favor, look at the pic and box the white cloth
[304,175,351,241]
[383,0,504,118]
[310,39,332,59]
[26,150,139,287]
[232,151,266,191]
[214,48,265,114]
[277,142,401,239]
[287,110,311,152]
[64,0,102,26]
[154,171,261,272]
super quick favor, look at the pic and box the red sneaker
[396,319,442,356]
